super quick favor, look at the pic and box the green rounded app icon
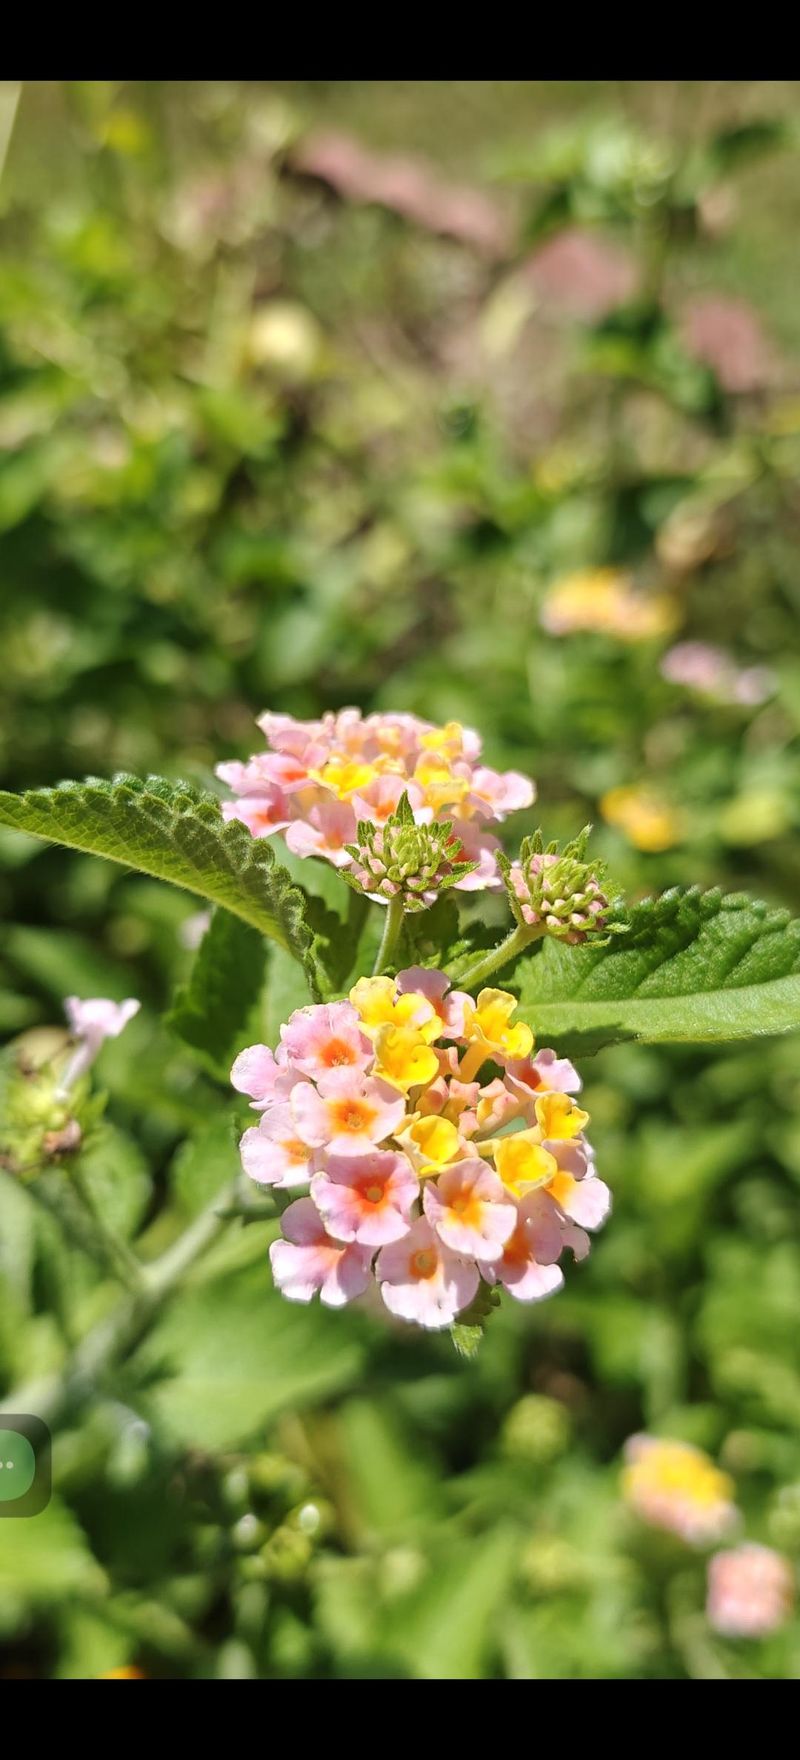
[0,1428,36,1500]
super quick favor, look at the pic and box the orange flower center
[332,1100,375,1134]
[410,1248,437,1279]
[284,1138,309,1163]
[323,1039,357,1068]
[364,1183,385,1204]
[450,1194,481,1223]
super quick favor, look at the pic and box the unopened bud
[344,792,477,912]
[501,827,624,945]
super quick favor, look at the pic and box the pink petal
[320,1244,373,1307]
[558,1173,611,1230]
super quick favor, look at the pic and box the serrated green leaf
[515,887,800,1048]
[167,909,266,1077]
[0,775,314,971]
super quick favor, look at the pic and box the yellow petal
[398,1114,463,1170]
[494,1133,558,1197]
[313,759,379,798]
[373,1025,440,1093]
[349,975,398,1027]
[535,1093,589,1141]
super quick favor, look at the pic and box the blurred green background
[2,79,800,1679]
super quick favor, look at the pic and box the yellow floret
[534,1092,590,1141]
[372,1025,441,1093]
[493,1133,558,1198]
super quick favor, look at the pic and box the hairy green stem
[372,892,405,975]
[1,1163,142,1292]
[456,922,544,993]
[8,1176,242,1430]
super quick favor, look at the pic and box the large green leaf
[135,1260,366,1450]
[0,1496,107,1610]
[167,908,267,1077]
[382,1526,519,1680]
[0,775,313,967]
[514,887,800,1049]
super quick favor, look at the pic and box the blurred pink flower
[707,1544,795,1638]
[660,641,775,707]
[679,294,776,394]
[524,228,636,321]
[58,995,140,1097]
[623,1435,738,1544]
[292,130,511,257]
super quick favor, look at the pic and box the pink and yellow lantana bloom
[225,711,610,1332]
[218,707,534,896]
[233,971,609,1332]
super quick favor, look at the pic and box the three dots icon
[0,1420,50,1512]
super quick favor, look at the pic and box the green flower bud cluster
[501,827,625,945]
[343,792,476,912]
[0,1029,86,1176]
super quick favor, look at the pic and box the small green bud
[343,792,477,913]
[769,1483,800,1552]
[260,1525,313,1582]
[519,1536,587,1595]
[501,1395,571,1466]
[231,1513,269,1553]
[502,826,626,945]
[0,1030,85,1176]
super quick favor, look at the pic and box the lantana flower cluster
[217,709,535,894]
[622,1435,738,1546]
[623,1434,796,1640]
[540,568,678,643]
[232,969,610,1331]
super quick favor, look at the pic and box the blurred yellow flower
[623,1435,738,1545]
[247,302,322,379]
[541,568,678,642]
[601,784,682,852]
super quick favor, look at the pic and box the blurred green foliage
[2,80,800,1679]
